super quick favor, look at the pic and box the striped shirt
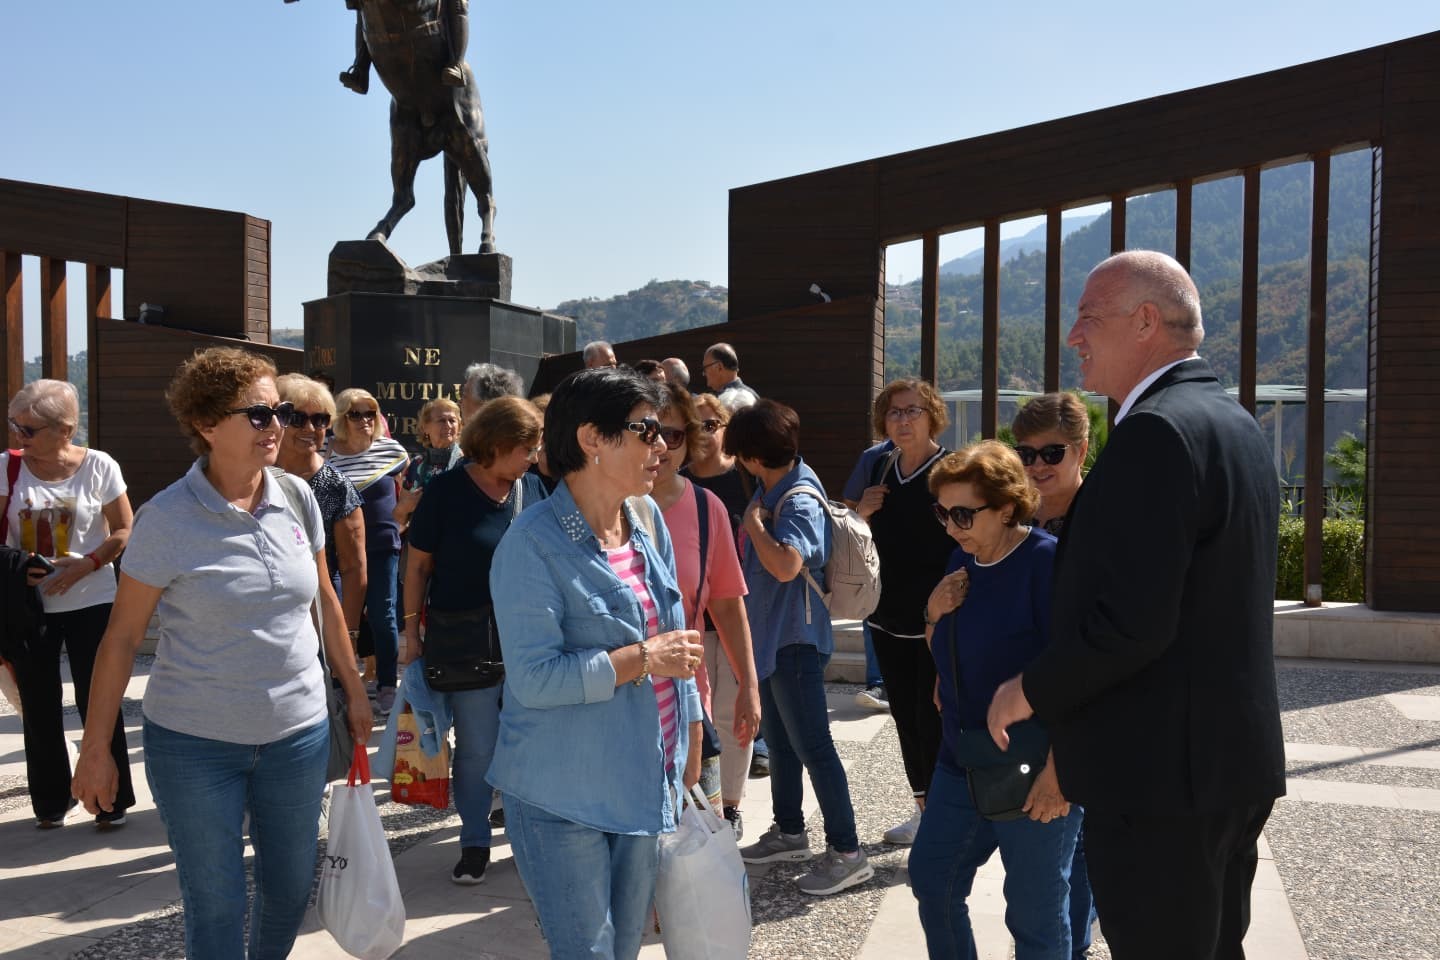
[606,543,678,774]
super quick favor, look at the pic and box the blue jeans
[909,758,1082,960]
[760,643,859,853]
[366,547,401,688]
[502,794,659,960]
[451,684,502,848]
[143,718,329,960]
[863,621,884,688]
[1069,833,1096,956]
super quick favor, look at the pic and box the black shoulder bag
[422,479,523,692]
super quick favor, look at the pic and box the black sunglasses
[7,418,47,440]
[622,417,663,445]
[659,427,688,450]
[345,409,378,423]
[700,418,722,433]
[932,501,993,530]
[229,402,296,431]
[285,410,332,431]
[1013,443,1069,467]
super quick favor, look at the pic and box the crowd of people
[3,253,1284,960]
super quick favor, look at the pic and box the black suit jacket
[1023,359,1286,813]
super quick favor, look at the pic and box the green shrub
[1275,515,1365,602]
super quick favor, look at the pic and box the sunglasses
[700,418,722,433]
[345,409,378,423]
[932,501,993,530]
[7,418,49,440]
[284,410,333,431]
[622,417,663,445]
[659,427,688,450]
[1013,443,1069,467]
[229,402,296,431]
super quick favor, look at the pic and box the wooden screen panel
[1175,179,1193,270]
[920,232,939,384]
[1,252,21,406]
[1302,153,1330,605]
[40,258,67,381]
[0,179,126,267]
[1239,167,1260,415]
[1045,209,1062,392]
[122,200,258,337]
[981,220,1000,438]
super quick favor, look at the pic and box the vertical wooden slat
[1175,178,1193,271]
[1045,207,1062,392]
[1,252,22,406]
[1110,194,1127,254]
[982,219,1000,439]
[1303,153,1331,606]
[1239,166,1261,415]
[920,231,939,385]
[86,264,111,445]
[40,257,67,381]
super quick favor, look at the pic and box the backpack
[771,484,881,624]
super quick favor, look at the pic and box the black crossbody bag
[422,478,522,692]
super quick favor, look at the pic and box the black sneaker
[489,806,506,829]
[95,809,128,830]
[451,846,490,885]
[723,806,743,842]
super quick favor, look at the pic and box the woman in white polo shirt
[72,348,373,960]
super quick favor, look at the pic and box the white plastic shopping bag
[655,784,752,960]
[317,744,406,959]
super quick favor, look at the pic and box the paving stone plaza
[2,647,1437,959]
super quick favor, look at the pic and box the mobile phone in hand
[25,553,56,575]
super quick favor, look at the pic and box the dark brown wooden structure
[543,32,1440,613]
[0,179,298,505]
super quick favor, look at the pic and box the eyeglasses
[932,501,993,530]
[1013,443,1069,467]
[622,417,663,445]
[284,410,332,431]
[524,444,542,463]
[885,405,926,423]
[700,418,722,433]
[229,402,296,431]
[659,427,688,450]
[345,409,378,423]
[7,418,50,440]
[700,360,723,372]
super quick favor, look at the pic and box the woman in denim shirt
[488,368,706,960]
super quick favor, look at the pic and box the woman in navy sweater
[909,441,1083,960]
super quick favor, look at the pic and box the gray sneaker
[796,846,875,896]
[739,824,812,864]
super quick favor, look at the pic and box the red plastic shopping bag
[317,745,406,959]
[389,707,450,809]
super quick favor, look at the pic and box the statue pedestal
[304,242,573,449]
[328,239,513,301]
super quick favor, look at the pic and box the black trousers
[12,603,136,820]
[1083,801,1274,960]
[868,625,941,798]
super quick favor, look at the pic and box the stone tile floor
[0,655,1436,958]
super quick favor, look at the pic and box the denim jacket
[488,479,702,836]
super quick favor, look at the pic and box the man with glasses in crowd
[582,341,618,369]
[701,343,759,411]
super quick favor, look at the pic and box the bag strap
[0,449,20,544]
[692,479,709,613]
[346,742,371,786]
[770,483,828,624]
[871,445,902,488]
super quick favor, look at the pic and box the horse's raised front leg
[367,105,422,244]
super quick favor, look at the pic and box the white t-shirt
[2,449,127,613]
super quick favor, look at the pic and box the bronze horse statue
[292,0,496,255]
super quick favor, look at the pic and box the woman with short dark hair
[728,399,873,896]
[488,367,706,960]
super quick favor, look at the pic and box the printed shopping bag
[317,745,405,959]
[655,784,752,960]
[390,706,450,810]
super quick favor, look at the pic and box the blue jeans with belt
[144,718,329,960]
[909,756,1082,960]
[760,642,860,853]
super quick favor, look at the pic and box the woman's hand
[398,622,422,667]
[40,556,93,596]
[683,721,703,790]
[742,499,768,538]
[733,683,761,747]
[393,484,423,528]
[71,746,120,816]
[926,568,970,624]
[646,629,705,679]
[347,690,374,745]
[855,483,888,521]
[1022,749,1069,823]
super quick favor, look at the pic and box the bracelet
[922,605,938,627]
[632,640,650,686]
[85,552,102,571]
[402,612,420,621]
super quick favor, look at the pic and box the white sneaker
[855,685,889,711]
[883,807,922,846]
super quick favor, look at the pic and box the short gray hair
[661,357,690,388]
[463,362,524,404]
[8,378,79,430]
[582,341,614,365]
[1094,250,1204,347]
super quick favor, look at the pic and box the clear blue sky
[3,1,1436,352]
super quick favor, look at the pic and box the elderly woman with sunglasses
[328,388,410,715]
[488,368,705,960]
[275,374,368,647]
[400,396,548,885]
[1012,392,1097,958]
[4,379,135,829]
[71,348,372,959]
[681,392,750,540]
[909,441,1081,960]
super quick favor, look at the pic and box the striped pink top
[606,544,678,774]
